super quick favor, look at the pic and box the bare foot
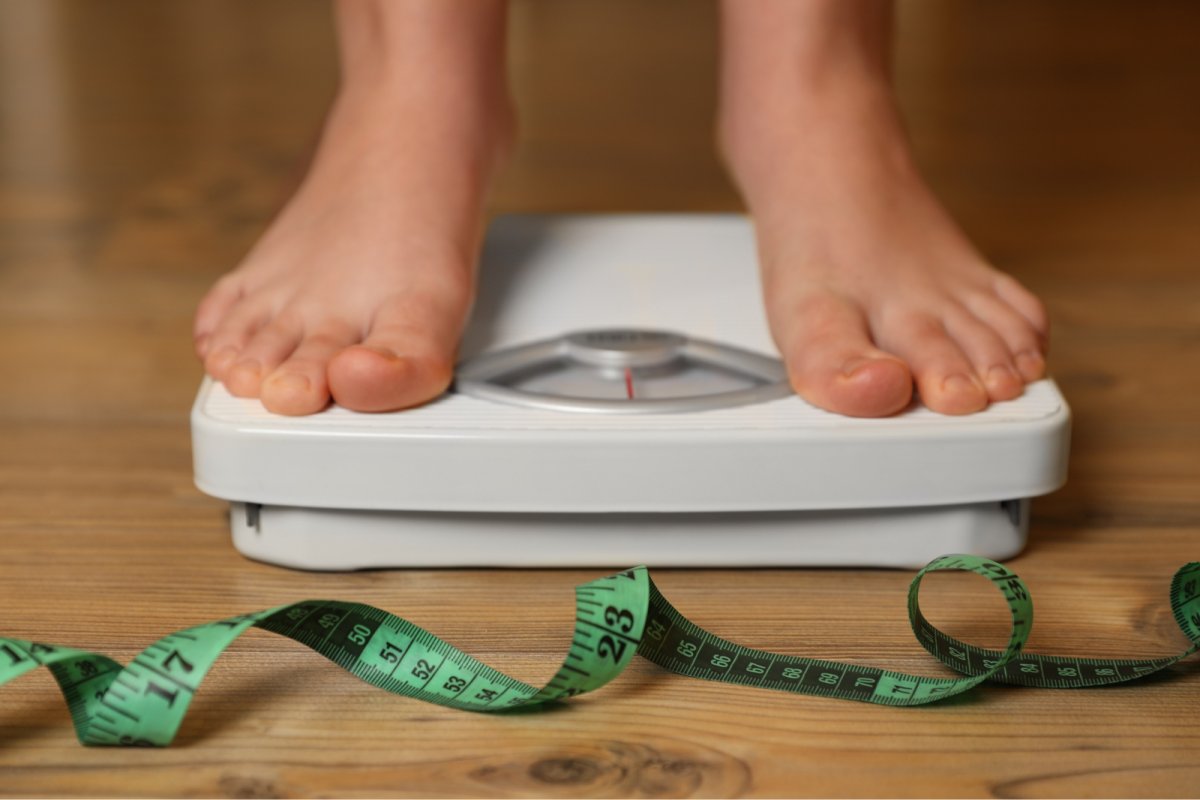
[719,2,1048,417]
[193,1,512,415]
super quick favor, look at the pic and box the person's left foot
[722,81,1048,417]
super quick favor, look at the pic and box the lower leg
[718,0,1047,416]
[194,0,514,414]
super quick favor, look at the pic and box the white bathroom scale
[191,214,1070,570]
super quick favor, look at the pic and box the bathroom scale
[191,214,1070,570]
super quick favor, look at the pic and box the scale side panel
[193,382,1070,512]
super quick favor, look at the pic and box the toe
[943,308,1025,402]
[881,313,989,415]
[203,301,269,382]
[224,313,305,398]
[328,342,454,414]
[964,292,1048,382]
[982,362,1024,400]
[992,273,1049,339]
[260,321,360,416]
[1013,349,1046,383]
[772,292,913,417]
[326,296,460,412]
[194,275,243,360]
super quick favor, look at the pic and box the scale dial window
[455,329,791,414]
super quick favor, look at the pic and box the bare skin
[193,0,512,415]
[718,0,1047,416]
[195,0,1047,417]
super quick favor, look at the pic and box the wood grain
[1,0,1199,797]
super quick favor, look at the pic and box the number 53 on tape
[3,555,1199,747]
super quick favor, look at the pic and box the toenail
[986,364,1018,390]
[841,357,881,379]
[943,373,984,396]
[233,359,261,377]
[267,373,310,393]
[1016,350,1045,379]
[208,346,239,370]
[361,344,399,359]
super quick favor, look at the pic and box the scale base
[229,500,1028,571]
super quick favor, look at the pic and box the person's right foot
[193,1,512,415]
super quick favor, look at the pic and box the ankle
[325,68,517,183]
[331,0,516,178]
[717,0,894,165]
[719,73,914,217]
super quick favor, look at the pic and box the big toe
[774,293,913,417]
[815,356,914,417]
[328,345,453,412]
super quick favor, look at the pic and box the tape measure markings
[3,554,1199,747]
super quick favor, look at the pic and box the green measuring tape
[4,554,1199,747]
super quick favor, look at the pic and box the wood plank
[1,0,1198,796]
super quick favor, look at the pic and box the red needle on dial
[624,367,635,399]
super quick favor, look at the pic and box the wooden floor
[2,0,1199,796]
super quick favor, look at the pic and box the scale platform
[192,214,1070,570]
